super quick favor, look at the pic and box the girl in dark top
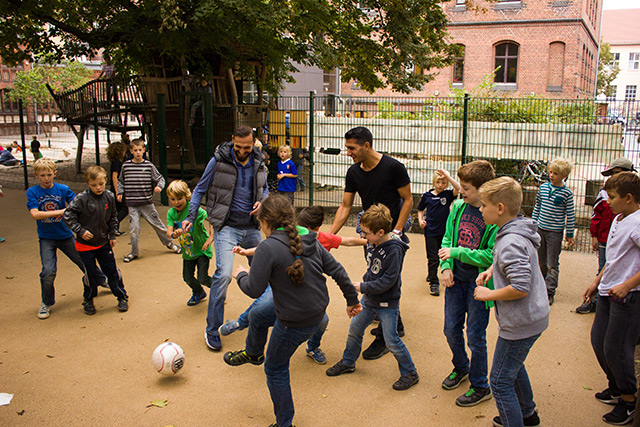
[232,194,362,427]
[106,142,128,235]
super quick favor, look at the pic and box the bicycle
[516,160,549,185]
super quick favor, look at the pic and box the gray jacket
[492,216,550,340]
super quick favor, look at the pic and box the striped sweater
[531,182,575,237]
[117,159,165,207]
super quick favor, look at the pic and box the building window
[456,0,465,4]
[612,52,620,68]
[625,85,637,100]
[547,42,565,92]
[453,45,465,83]
[629,53,639,70]
[494,42,518,83]
[606,85,617,101]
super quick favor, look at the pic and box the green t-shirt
[167,201,213,260]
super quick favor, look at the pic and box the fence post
[19,100,29,190]
[158,93,168,206]
[461,93,469,165]
[92,98,100,166]
[308,91,315,206]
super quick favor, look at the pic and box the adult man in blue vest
[183,125,269,351]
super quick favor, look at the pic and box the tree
[596,41,620,98]
[0,0,458,94]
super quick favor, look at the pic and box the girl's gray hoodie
[492,216,550,340]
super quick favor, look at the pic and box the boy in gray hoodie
[475,177,550,427]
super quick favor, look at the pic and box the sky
[602,0,640,10]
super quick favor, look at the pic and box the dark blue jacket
[360,238,409,309]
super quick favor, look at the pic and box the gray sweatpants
[537,228,563,296]
[128,204,172,256]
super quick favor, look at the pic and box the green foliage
[0,0,458,95]
[596,42,620,98]
[8,60,92,104]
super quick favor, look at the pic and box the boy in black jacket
[326,204,419,391]
[64,166,128,315]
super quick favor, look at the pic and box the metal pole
[308,91,315,206]
[461,93,469,165]
[93,97,100,165]
[158,93,168,206]
[19,100,29,190]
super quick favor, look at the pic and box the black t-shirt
[31,139,41,153]
[453,204,486,282]
[110,159,123,193]
[345,154,410,226]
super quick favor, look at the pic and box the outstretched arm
[330,192,355,234]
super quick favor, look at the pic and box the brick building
[340,0,602,100]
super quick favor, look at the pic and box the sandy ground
[0,186,609,427]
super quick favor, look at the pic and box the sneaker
[597,388,622,405]
[204,332,222,351]
[82,299,96,315]
[167,242,182,254]
[456,386,492,407]
[603,399,635,425]
[362,337,389,360]
[492,410,541,427]
[268,423,295,427]
[393,372,420,390]
[37,303,50,319]
[114,230,126,236]
[123,253,138,263]
[218,319,241,336]
[430,284,440,296]
[187,291,207,306]
[442,369,469,390]
[326,361,356,376]
[223,349,264,366]
[306,348,327,365]
[117,298,128,312]
[576,300,596,314]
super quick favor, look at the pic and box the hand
[82,230,94,240]
[110,239,116,248]
[153,186,162,194]
[438,247,451,260]
[202,237,213,251]
[233,265,249,279]
[250,201,261,216]
[591,237,599,252]
[609,284,630,300]
[353,282,361,292]
[476,265,494,286]
[419,219,427,229]
[583,282,598,303]
[347,303,362,318]
[441,269,454,288]
[181,220,193,232]
[117,194,123,202]
[474,285,492,301]
[565,236,576,248]
[232,246,250,257]
[173,228,184,238]
[436,168,450,179]
[277,173,284,180]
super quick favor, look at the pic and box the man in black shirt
[330,126,413,359]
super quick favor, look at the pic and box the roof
[601,9,640,45]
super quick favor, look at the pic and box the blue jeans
[78,244,127,301]
[444,279,490,389]
[342,304,416,376]
[183,255,212,294]
[490,334,541,427]
[38,237,105,306]
[265,319,319,427]
[598,243,607,274]
[206,226,262,338]
[245,287,328,355]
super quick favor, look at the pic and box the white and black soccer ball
[152,342,185,375]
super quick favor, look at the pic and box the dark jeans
[265,319,319,427]
[425,235,444,285]
[537,228,563,296]
[78,244,127,301]
[116,198,128,229]
[444,279,490,389]
[490,334,541,427]
[591,293,640,395]
[38,237,105,306]
[182,255,212,294]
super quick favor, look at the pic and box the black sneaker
[576,300,596,314]
[223,349,264,366]
[492,410,541,426]
[442,369,469,390]
[456,386,492,407]
[393,372,420,390]
[82,299,96,315]
[430,284,440,296]
[362,337,389,360]
[117,298,129,312]
[603,399,635,425]
[326,361,356,376]
[597,388,622,405]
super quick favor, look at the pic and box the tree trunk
[70,124,87,173]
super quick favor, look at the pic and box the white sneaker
[167,243,182,254]
[38,303,50,319]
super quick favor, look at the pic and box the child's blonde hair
[360,204,393,234]
[167,180,192,200]
[433,171,448,187]
[479,177,523,215]
[33,158,56,173]
[84,165,107,182]
[548,158,573,177]
[130,138,145,148]
[279,145,292,157]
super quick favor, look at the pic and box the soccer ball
[152,342,185,375]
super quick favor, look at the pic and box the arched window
[494,42,519,83]
[547,42,565,92]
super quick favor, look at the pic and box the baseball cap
[602,157,636,176]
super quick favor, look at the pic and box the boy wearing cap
[577,157,637,314]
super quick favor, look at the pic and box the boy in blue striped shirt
[531,157,575,305]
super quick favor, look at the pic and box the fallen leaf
[46,355,54,358]
[147,399,169,408]
[163,338,169,342]
[475,414,485,419]
[583,385,592,390]
[6,276,14,279]
[17,410,25,416]
[322,394,327,398]
[23,370,29,375]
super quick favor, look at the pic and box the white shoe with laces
[38,303,50,319]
